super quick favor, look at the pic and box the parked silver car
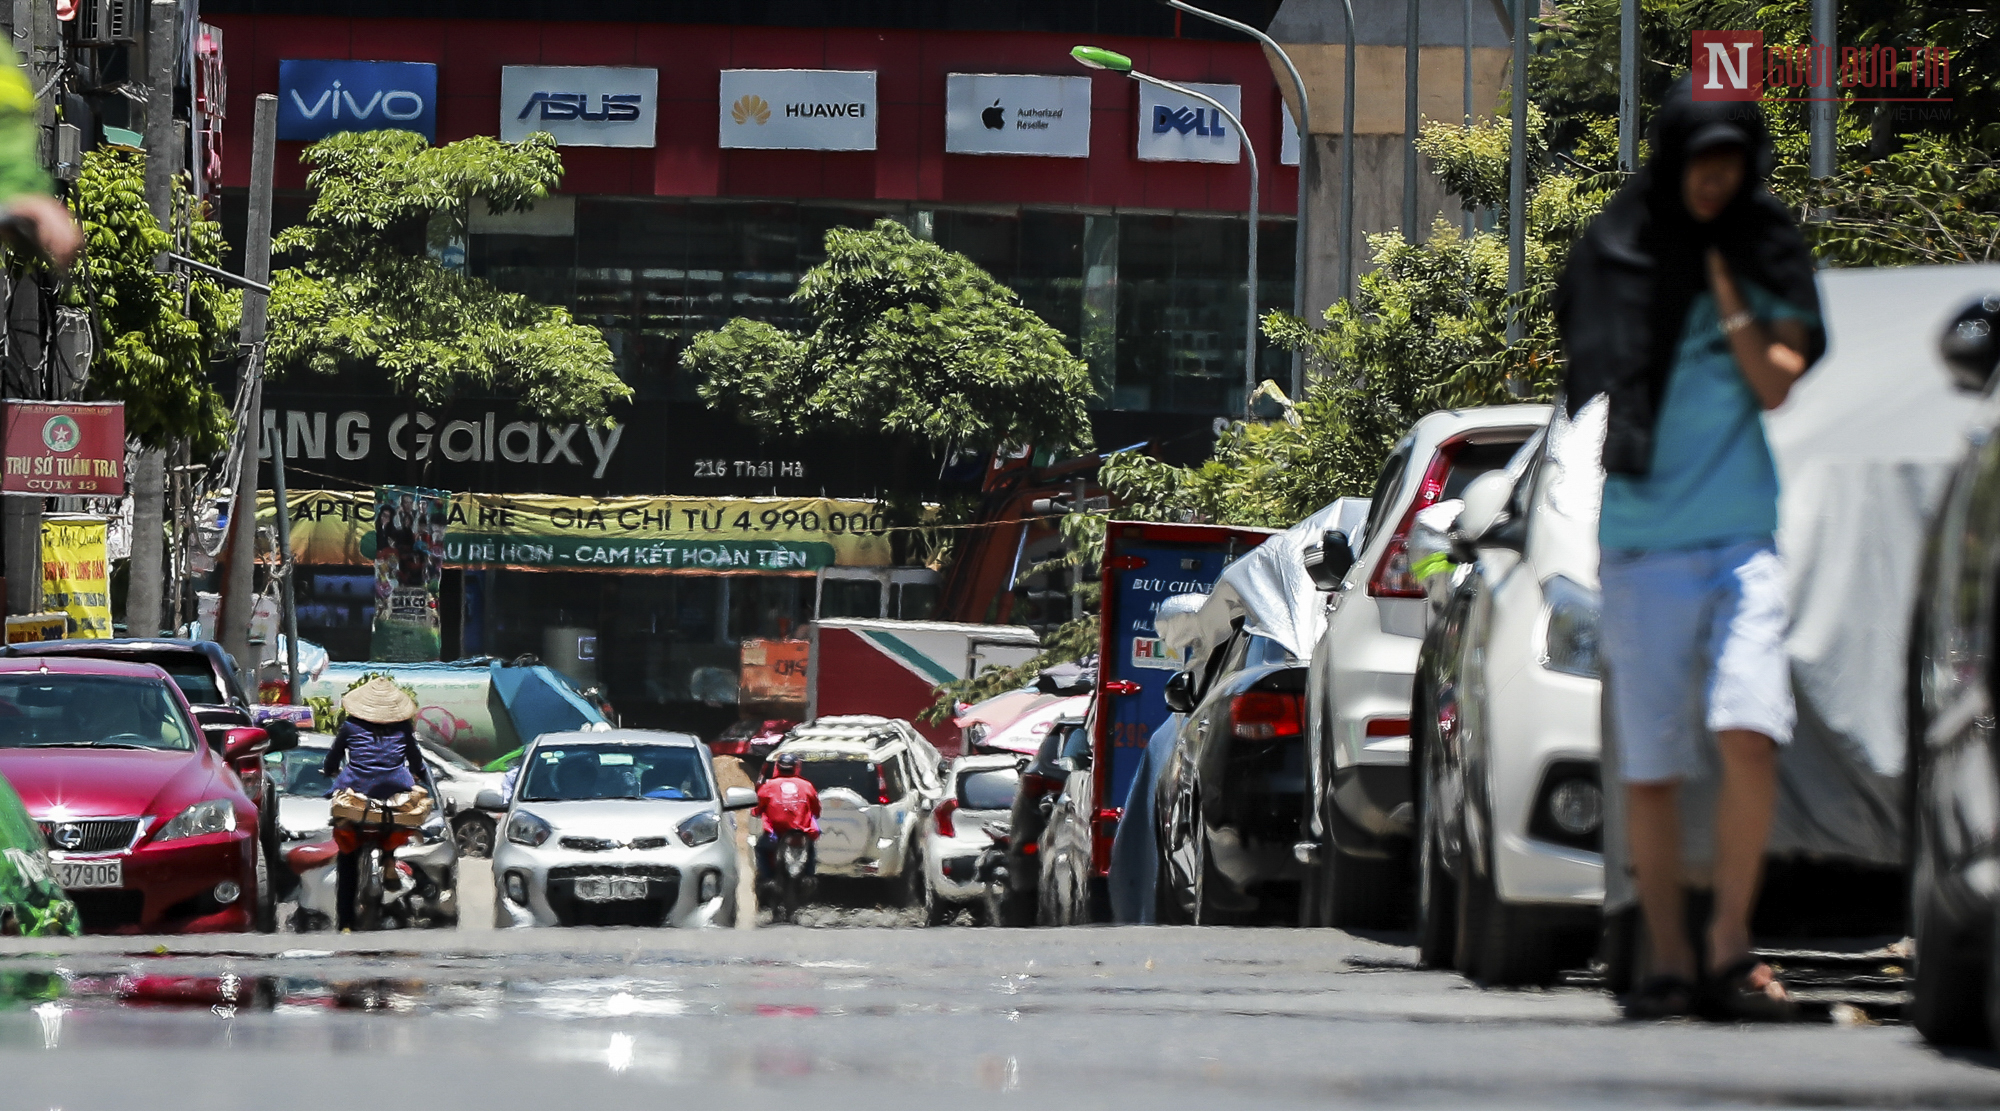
[488,729,753,928]
[920,753,1021,925]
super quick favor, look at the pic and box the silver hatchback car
[489,729,754,928]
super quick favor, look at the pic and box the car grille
[628,836,668,850]
[559,836,618,852]
[546,864,680,927]
[69,889,144,932]
[38,818,140,854]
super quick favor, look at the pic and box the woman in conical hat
[320,674,426,931]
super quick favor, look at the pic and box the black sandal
[1623,974,1698,1019]
[1702,957,1798,1023]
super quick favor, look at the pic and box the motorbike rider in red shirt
[753,752,821,882]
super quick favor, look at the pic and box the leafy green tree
[682,218,1095,461]
[66,149,237,453]
[268,130,627,420]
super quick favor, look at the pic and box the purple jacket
[322,719,424,798]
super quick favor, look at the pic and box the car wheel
[1415,814,1457,969]
[1455,834,1560,987]
[889,846,922,909]
[252,837,276,933]
[922,869,952,927]
[453,813,496,859]
[1910,889,1991,1045]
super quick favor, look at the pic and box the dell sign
[501,67,658,148]
[278,59,437,142]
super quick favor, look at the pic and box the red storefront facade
[210,17,1298,218]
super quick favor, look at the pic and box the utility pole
[1505,0,1529,354]
[128,0,177,636]
[218,94,275,688]
[1402,0,1419,242]
[1463,0,1474,234]
[1618,0,1637,171]
[1809,0,1836,179]
[3,0,56,619]
[1338,0,1356,301]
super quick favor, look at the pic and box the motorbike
[975,820,1012,927]
[284,817,455,931]
[759,829,817,923]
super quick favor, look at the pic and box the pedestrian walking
[1556,78,1825,1020]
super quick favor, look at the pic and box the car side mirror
[1164,670,1196,714]
[222,727,270,764]
[1453,471,1516,549]
[1304,529,1356,591]
[262,718,300,754]
[723,786,757,811]
[1057,728,1092,772]
[475,788,508,811]
[1941,295,2000,393]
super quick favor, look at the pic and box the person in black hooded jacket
[1556,78,1823,1021]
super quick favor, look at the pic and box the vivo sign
[501,67,659,148]
[278,59,437,142]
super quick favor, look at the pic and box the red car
[0,657,270,933]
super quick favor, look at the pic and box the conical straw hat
[342,675,417,724]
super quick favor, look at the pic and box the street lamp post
[1074,45,1264,421]
[1159,0,1309,402]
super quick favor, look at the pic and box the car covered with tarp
[0,769,80,936]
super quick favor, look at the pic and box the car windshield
[155,660,225,704]
[0,675,197,751]
[420,739,481,771]
[957,768,1019,811]
[520,744,712,802]
[269,746,334,797]
[783,757,877,797]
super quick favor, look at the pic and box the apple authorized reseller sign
[944,74,1091,158]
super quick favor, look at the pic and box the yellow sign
[39,517,109,638]
[5,612,66,643]
[259,491,894,571]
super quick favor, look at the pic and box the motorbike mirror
[261,718,300,754]
[474,788,508,811]
[1163,670,1196,714]
[1304,529,1356,591]
[1454,471,1515,544]
[222,726,269,763]
[723,786,757,811]
[1941,295,2000,393]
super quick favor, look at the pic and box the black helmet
[776,752,800,773]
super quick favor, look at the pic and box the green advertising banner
[259,491,894,571]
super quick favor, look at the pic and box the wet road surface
[6,923,1999,1110]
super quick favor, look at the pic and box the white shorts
[1598,540,1794,784]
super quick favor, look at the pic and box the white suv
[1300,404,1551,928]
[763,716,945,904]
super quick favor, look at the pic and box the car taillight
[1020,840,1038,855]
[934,797,958,838]
[1368,446,1457,598]
[875,765,891,805]
[1231,691,1304,740]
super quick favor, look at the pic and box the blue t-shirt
[1599,282,1817,552]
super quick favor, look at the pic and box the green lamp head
[1071,45,1134,74]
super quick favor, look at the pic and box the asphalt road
[5,919,1999,1111]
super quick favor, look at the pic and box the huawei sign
[731,94,771,125]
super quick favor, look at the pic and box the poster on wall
[1135,81,1242,163]
[370,485,448,662]
[944,74,1091,157]
[739,638,810,703]
[40,516,110,639]
[719,69,876,151]
[3,400,124,496]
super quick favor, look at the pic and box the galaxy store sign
[278,59,437,142]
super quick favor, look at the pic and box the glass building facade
[469,198,1297,416]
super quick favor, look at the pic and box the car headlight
[506,810,552,847]
[1541,574,1601,678]
[677,809,720,847]
[155,799,237,842]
